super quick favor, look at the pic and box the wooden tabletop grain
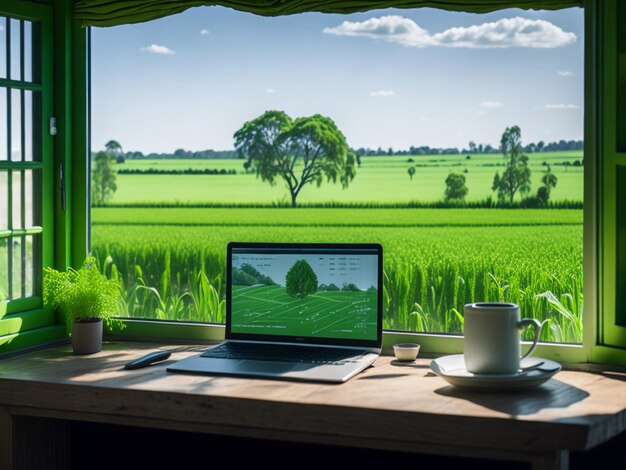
[0,341,625,459]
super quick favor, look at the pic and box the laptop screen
[226,243,382,348]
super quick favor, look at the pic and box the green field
[109,152,584,205]
[91,207,583,343]
[231,284,377,340]
[91,151,585,343]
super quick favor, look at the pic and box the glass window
[0,16,45,309]
[91,7,584,343]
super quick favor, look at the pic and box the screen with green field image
[230,250,378,340]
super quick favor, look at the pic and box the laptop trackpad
[237,360,297,374]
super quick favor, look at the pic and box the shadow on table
[434,379,589,416]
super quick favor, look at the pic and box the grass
[109,152,584,205]
[91,207,583,227]
[92,208,583,343]
[231,284,377,340]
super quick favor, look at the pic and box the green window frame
[5,0,626,366]
[593,0,626,363]
[0,1,66,355]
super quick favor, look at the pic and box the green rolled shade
[74,0,583,27]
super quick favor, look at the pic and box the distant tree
[492,126,531,204]
[478,144,484,153]
[285,260,318,301]
[541,170,558,190]
[116,155,125,164]
[91,150,117,206]
[444,173,468,201]
[468,141,477,153]
[105,140,123,157]
[533,169,558,207]
[408,166,416,181]
[234,110,355,207]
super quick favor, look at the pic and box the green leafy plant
[43,257,123,331]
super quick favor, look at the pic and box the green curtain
[74,0,583,27]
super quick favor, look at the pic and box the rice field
[109,153,584,205]
[91,207,583,343]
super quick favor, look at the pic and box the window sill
[106,319,588,363]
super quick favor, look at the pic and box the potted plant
[43,257,122,354]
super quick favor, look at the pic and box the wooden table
[1,342,626,470]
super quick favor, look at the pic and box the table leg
[531,450,569,470]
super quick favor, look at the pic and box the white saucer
[430,355,561,391]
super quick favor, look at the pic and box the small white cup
[393,343,421,362]
[463,302,541,375]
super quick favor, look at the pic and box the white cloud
[541,104,580,109]
[324,16,432,47]
[200,28,210,35]
[370,90,396,97]
[557,70,573,77]
[265,88,276,94]
[324,15,576,49]
[480,101,504,108]
[140,44,175,55]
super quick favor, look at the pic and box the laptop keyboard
[201,342,367,365]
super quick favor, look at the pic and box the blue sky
[91,6,583,154]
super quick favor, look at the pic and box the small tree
[492,126,531,204]
[105,140,123,157]
[285,260,318,301]
[407,166,416,181]
[535,169,558,206]
[91,150,117,206]
[444,173,468,201]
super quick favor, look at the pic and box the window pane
[9,19,20,81]
[12,169,21,229]
[0,17,6,80]
[11,88,21,161]
[23,21,31,83]
[91,7,584,343]
[0,87,6,161]
[24,90,32,161]
[0,170,6,230]
[24,169,34,227]
[23,234,34,298]
[0,238,6,300]
[10,237,21,298]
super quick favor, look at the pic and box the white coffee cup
[463,302,542,375]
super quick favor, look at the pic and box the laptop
[167,242,383,383]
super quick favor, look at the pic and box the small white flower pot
[72,318,103,355]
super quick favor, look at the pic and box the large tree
[492,125,531,204]
[285,260,318,301]
[234,110,355,207]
